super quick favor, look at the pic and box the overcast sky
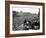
[12,7,39,14]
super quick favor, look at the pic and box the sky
[12,4,40,14]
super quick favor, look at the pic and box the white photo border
[10,4,43,34]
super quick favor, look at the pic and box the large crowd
[23,16,40,30]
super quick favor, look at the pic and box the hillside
[13,11,39,30]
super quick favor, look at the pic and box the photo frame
[5,1,45,37]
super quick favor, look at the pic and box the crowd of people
[13,11,40,30]
[23,16,40,30]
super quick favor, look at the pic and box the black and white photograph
[12,7,40,31]
[10,4,43,34]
